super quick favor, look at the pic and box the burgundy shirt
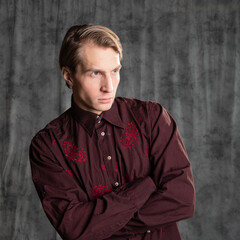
[29,97,195,240]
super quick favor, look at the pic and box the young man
[30,24,195,240]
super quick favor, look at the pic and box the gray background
[1,0,240,239]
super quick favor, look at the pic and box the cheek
[84,84,100,98]
[114,77,120,88]
[80,80,99,93]
[73,82,96,100]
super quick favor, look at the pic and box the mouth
[98,97,113,104]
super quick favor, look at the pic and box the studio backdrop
[0,0,240,239]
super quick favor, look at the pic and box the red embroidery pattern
[52,140,56,144]
[92,185,112,198]
[65,169,73,176]
[120,122,139,149]
[62,141,87,163]
[101,164,106,171]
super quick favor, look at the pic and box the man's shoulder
[48,108,72,127]
[114,97,164,130]
[114,97,162,113]
[31,108,71,144]
[115,96,148,107]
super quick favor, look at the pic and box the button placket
[97,123,120,187]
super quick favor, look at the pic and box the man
[30,24,195,240]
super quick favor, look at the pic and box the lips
[98,97,113,103]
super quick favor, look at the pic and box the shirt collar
[102,100,125,129]
[71,96,125,137]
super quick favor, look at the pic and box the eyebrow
[83,64,122,74]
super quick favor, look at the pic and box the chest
[54,121,152,200]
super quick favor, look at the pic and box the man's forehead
[78,43,120,71]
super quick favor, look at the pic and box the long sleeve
[114,103,195,235]
[29,134,156,240]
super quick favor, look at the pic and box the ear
[62,67,74,87]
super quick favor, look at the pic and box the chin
[97,102,113,112]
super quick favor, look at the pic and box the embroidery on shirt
[62,141,87,163]
[92,184,112,198]
[65,169,73,176]
[52,140,56,144]
[101,164,106,171]
[120,122,139,149]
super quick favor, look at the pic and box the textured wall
[1,0,240,239]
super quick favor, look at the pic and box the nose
[101,74,113,92]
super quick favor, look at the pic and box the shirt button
[101,132,105,136]
[114,182,119,187]
[107,156,112,160]
[147,230,151,233]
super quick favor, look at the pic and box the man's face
[70,43,121,115]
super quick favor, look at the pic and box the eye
[112,68,119,74]
[92,71,99,76]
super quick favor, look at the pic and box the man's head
[59,24,122,115]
